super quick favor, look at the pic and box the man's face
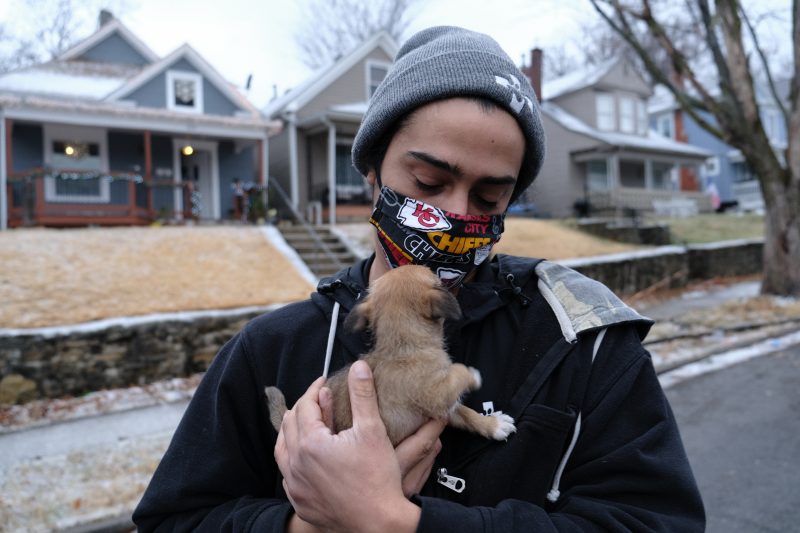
[367,98,525,217]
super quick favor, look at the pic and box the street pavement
[667,344,800,533]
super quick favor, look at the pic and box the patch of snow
[688,238,763,250]
[0,70,126,99]
[542,59,617,100]
[659,330,800,388]
[560,245,686,268]
[0,304,284,338]
[260,225,318,286]
[542,101,711,158]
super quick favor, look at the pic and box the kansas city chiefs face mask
[368,186,505,288]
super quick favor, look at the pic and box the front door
[181,150,213,219]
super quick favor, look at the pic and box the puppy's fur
[264,265,516,445]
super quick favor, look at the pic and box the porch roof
[0,93,281,139]
[542,101,711,161]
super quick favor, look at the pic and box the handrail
[268,177,345,275]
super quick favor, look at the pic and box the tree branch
[739,3,790,127]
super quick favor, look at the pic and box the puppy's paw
[489,413,516,441]
[468,367,482,389]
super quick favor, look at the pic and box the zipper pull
[437,468,466,493]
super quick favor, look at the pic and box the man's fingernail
[353,360,370,379]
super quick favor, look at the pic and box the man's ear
[365,169,377,187]
[344,298,373,331]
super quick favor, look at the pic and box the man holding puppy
[134,27,704,532]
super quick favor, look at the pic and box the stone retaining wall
[0,240,764,404]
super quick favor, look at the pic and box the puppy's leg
[424,363,482,415]
[264,386,288,432]
[449,404,516,441]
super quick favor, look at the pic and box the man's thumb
[348,361,382,431]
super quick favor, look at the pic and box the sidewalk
[1,277,798,532]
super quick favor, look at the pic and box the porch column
[258,137,268,221]
[0,113,7,231]
[287,111,299,209]
[609,153,620,216]
[644,159,653,190]
[144,130,153,215]
[327,121,336,226]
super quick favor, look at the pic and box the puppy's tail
[264,386,288,432]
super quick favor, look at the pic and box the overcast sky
[0,0,792,108]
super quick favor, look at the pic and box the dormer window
[619,96,635,133]
[366,60,390,99]
[167,70,204,113]
[596,93,615,131]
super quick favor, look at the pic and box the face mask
[369,186,505,288]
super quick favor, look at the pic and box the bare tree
[0,0,128,74]
[294,0,418,70]
[589,0,798,296]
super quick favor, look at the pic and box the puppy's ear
[344,298,373,331]
[430,288,462,321]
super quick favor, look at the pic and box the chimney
[529,48,543,102]
[99,9,114,27]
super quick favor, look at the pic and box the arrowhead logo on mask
[398,198,452,231]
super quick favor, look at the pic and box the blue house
[648,82,789,212]
[0,12,278,229]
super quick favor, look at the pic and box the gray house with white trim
[524,56,713,218]
[263,32,397,224]
[0,13,278,228]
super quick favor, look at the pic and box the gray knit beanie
[352,26,545,204]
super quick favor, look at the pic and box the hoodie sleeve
[132,326,292,532]
[414,327,705,532]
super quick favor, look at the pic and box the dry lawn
[0,226,314,329]
[495,218,641,259]
[1,220,641,329]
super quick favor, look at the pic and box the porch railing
[268,177,345,274]
[4,168,216,227]
[588,187,713,216]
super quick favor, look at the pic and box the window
[43,124,109,203]
[652,162,675,190]
[335,143,369,201]
[636,99,648,134]
[366,60,390,99]
[704,156,720,176]
[656,114,674,138]
[619,159,645,188]
[619,97,634,133]
[586,160,609,191]
[596,93,615,131]
[167,70,204,113]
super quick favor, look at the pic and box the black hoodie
[133,254,705,531]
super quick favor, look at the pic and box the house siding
[298,48,392,121]
[528,115,598,218]
[307,132,327,205]
[152,134,176,215]
[75,32,150,65]
[11,123,43,172]
[125,58,241,116]
[681,110,736,201]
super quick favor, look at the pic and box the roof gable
[59,19,159,65]
[543,58,651,101]
[105,44,256,115]
[263,31,398,118]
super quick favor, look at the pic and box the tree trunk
[759,165,800,296]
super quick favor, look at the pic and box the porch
[6,168,200,227]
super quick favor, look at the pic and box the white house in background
[0,11,278,229]
[263,32,397,224]
[521,53,712,218]
[649,81,790,212]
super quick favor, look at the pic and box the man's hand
[275,361,424,532]
[396,418,445,497]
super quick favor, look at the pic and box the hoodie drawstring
[322,301,341,378]
[546,327,607,503]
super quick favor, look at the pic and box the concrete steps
[278,224,359,278]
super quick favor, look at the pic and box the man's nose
[438,191,470,215]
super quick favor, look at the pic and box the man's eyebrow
[407,150,517,185]
[407,151,463,177]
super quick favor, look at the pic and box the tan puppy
[265,264,516,445]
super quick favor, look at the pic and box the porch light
[64,145,75,156]
[181,145,194,156]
